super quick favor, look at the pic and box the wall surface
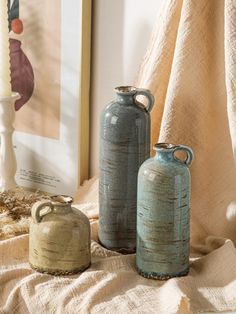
[90,0,164,176]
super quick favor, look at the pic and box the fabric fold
[1,232,236,313]
[137,0,236,249]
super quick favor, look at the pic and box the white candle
[0,0,11,97]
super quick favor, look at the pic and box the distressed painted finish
[29,195,91,275]
[136,143,193,279]
[99,86,154,253]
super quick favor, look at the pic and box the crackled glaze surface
[99,86,154,252]
[29,196,91,275]
[136,143,193,279]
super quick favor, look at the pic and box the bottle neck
[116,93,135,105]
[52,204,72,214]
[154,150,175,162]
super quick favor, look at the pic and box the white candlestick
[0,0,11,97]
[0,92,20,191]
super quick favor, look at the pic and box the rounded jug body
[29,195,91,275]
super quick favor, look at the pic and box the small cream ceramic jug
[29,195,91,275]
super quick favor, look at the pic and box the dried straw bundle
[0,188,50,240]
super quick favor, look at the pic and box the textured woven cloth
[1,179,236,313]
[2,0,236,312]
[137,0,236,252]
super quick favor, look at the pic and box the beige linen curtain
[137,0,236,251]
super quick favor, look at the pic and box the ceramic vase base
[136,266,189,280]
[29,262,91,276]
[98,238,136,254]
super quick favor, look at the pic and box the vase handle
[173,145,193,167]
[31,200,53,223]
[135,88,155,112]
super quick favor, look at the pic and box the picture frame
[9,0,91,195]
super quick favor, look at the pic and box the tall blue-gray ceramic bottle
[99,86,154,253]
[136,143,193,279]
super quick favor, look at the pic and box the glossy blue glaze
[99,86,154,253]
[136,143,193,279]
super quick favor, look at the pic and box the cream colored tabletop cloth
[0,178,236,314]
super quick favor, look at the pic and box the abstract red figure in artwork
[8,0,34,111]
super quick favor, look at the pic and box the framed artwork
[9,0,91,195]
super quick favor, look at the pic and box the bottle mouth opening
[115,86,136,94]
[51,195,73,204]
[154,143,178,150]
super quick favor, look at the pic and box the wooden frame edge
[79,0,92,186]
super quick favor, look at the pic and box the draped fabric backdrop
[137,0,236,252]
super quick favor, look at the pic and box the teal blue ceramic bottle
[99,86,154,253]
[136,143,193,279]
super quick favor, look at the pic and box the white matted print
[9,0,91,195]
